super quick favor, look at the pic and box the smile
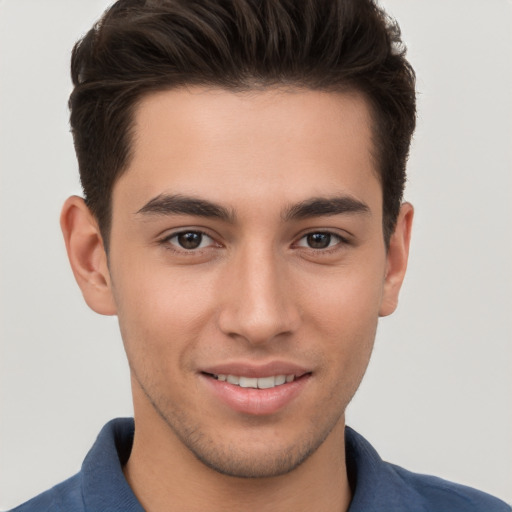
[202,370,310,415]
[211,374,296,389]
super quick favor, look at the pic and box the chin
[164,413,341,479]
[187,439,319,479]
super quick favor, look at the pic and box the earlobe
[60,196,117,316]
[379,202,414,317]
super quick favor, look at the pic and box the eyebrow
[136,193,370,223]
[282,196,370,221]
[136,194,234,222]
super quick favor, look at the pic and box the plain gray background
[1,0,511,509]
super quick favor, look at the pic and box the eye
[296,232,344,249]
[165,231,215,250]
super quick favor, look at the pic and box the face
[90,87,409,478]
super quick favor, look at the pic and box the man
[8,0,510,511]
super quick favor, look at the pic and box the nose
[217,244,301,345]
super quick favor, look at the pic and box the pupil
[178,232,202,249]
[307,233,330,249]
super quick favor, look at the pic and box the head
[62,0,416,483]
[69,0,415,251]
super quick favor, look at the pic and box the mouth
[200,367,311,415]
[203,372,299,389]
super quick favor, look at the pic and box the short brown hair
[69,0,416,247]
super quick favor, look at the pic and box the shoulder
[345,427,511,512]
[8,474,84,512]
[8,418,140,512]
[386,462,511,512]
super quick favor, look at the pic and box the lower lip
[200,374,310,415]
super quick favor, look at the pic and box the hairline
[96,82,390,253]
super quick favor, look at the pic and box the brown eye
[296,232,344,250]
[178,232,203,249]
[166,231,213,250]
[306,233,332,249]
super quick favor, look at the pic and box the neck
[124,390,351,512]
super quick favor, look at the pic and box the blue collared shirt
[10,418,511,511]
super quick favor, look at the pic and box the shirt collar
[345,426,426,511]
[81,418,144,512]
[79,418,424,512]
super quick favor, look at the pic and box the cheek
[111,262,218,364]
[299,258,385,376]
[303,259,385,331]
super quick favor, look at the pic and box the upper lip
[200,361,311,378]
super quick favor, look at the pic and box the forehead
[115,86,380,215]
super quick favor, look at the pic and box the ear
[379,202,414,317]
[60,196,117,315]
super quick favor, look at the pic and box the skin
[61,87,413,512]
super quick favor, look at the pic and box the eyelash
[159,230,218,254]
[294,232,349,253]
[158,229,350,255]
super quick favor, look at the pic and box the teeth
[239,377,258,388]
[257,376,276,389]
[274,375,286,386]
[226,375,240,385]
[213,374,296,389]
